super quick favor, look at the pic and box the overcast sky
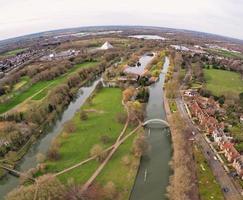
[0,0,242,41]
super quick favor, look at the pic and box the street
[175,97,243,200]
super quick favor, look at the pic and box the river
[130,57,172,200]
[124,54,155,75]
[0,78,101,199]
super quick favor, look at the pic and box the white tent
[100,41,113,50]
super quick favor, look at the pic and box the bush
[103,181,117,199]
[121,155,131,166]
[80,111,88,120]
[47,147,60,161]
[6,174,65,200]
[36,153,46,163]
[64,121,76,133]
[90,144,107,162]
[132,135,149,157]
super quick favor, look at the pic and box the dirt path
[81,123,142,192]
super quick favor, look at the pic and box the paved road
[176,97,243,200]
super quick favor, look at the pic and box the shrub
[132,135,149,157]
[80,111,88,120]
[121,155,131,166]
[64,121,76,133]
[47,148,60,161]
[36,153,46,163]
[103,181,117,199]
[6,174,65,200]
[90,144,106,162]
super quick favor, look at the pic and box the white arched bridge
[143,118,170,127]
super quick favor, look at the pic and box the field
[194,146,224,200]
[31,62,98,100]
[203,68,243,96]
[13,76,30,91]
[44,88,139,198]
[207,49,243,60]
[0,61,98,114]
[1,48,28,56]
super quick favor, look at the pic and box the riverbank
[0,77,104,198]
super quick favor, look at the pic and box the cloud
[0,0,242,40]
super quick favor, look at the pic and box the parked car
[222,187,229,193]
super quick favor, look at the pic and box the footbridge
[143,118,170,127]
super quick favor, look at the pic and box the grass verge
[194,145,224,200]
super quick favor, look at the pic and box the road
[176,97,243,200]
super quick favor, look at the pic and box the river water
[130,57,172,200]
[124,54,154,75]
[0,78,101,199]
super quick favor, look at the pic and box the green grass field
[31,62,98,100]
[203,68,243,96]
[194,146,224,200]
[13,76,30,91]
[44,88,139,198]
[0,62,98,114]
[2,48,28,56]
[207,49,243,60]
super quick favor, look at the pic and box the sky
[0,0,242,41]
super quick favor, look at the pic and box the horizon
[1,0,243,41]
[1,25,243,43]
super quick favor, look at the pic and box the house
[184,90,197,97]
[212,129,223,143]
[240,115,243,123]
[233,156,243,179]
[220,140,233,151]
[224,145,240,163]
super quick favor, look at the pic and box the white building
[100,42,113,50]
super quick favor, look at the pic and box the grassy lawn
[0,61,98,114]
[230,125,243,152]
[194,145,224,200]
[1,48,28,56]
[169,100,177,113]
[13,76,30,91]
[191,82,202,89]
[44,88,139,198]
[207,49,243,60]
[203,68,243,96]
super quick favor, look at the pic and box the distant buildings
[40,49,79,61]
[0,49,44,73]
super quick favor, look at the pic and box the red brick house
[233,156,243,179]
